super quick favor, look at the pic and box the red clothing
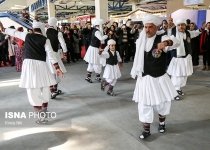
[200,30,207,53]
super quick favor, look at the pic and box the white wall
[206,10,210,22]
[172,9,198,23]
[0,17,27,31]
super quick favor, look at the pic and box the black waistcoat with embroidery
[171,28,192,58]
[143,35,167,78]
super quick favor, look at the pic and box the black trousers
[129,42,135,60]
[0,47,8,64]
[10,56,15,65]
[85,41,91,51]
[119,43,128,61]
[67,47,75,62]
[203,51,210,66]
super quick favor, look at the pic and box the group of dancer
[83,14,203,140]
[0,14,204,139]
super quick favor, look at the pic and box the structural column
[47,0,55,18]
[131,3,136,11]
[29,6,36,19]
[206,10,210,22]
[95,0,108,22]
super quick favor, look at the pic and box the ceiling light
[79,0,83,4]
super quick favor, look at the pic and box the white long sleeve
[130,28,136,34]
[116,51,122,62]
[45,39,58,64]
[5,28,27,41]
[58,32,67,53]
[161,35,180,52]
[157,30,165,35]
[99,51,109,59]
[99,50,122,62]
[188,30,201,38]
[95,31,108,41]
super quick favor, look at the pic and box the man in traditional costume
[99,39,123,96]
[46,17,68,99]
[167,19,201,97]
[2,21,64,124]
[84,19,108,83]
[131,15,180,139]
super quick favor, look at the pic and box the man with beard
[131,15,180,139]
[167,19,203,98]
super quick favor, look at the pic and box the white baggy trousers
[26,87,50,106]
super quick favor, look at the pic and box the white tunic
[99,50,122,79]
[83,29,108,64]
[46,27,67,74]
[132,34,180,106]
[5,28,58,88]
[167,30,200,77]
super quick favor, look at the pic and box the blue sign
[184,0,204,5]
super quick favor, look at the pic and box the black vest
[24,34,47,62]
[143,35,167,78]
[171,28,192,58]
[46,28,59,52]
[106,50,118,65]
[90,28,100,48]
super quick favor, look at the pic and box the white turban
[175,19,186,26]
[95,19,105,44]
[95,19,104,26]
[107,39,116,46]
[175,19,187,57]
[143,15,162,26]
[48,17,57,29]
[32,20,46,37]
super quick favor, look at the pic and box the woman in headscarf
[14,27,25,72]
[190,22,199,66]
[72,29,80,61]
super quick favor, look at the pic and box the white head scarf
[95,19,105,44]
[131,15,161,79]
[107,39,116,46]
[175,19,186,26]
[32,20,46,37]
[175,19,187,57]
[48,17,57,29]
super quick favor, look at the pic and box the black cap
[9,26,15,29]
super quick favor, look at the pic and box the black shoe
[101,81,105,91]
[95,77,101,82]
[107,90,116,96]
[55,90,62,95]
[73,60,76,63]
[35,109,48,124]
[177,90,184,96]
[51,92,57,99]
[85,62,88,64]
[174,96,180,100]
[158,123,166,133]
[67,61,70,64]
[11,64,15,67]
[139,131,151,139]
[85,77,92,83]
